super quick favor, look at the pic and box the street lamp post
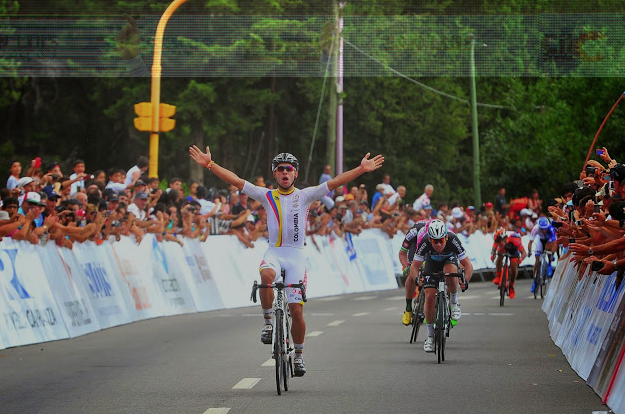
[469,37,481,208]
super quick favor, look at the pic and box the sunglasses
[431,237,446,245]
[275,165,294,172]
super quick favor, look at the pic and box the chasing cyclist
[399,218,430,325]
[491,227,527,299]
[407,219,473,353]
[529,217,557,292]
[190,145,384,376]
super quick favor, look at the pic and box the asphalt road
[0,279,609,414]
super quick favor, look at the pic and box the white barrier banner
[325,235,367,294]
[572,275,625,379]
[110,236,166,320]
[351,229,399,291]
[179,238,225,311]
[144,234,197,316]
[38,243,101,338]
[0,239,69,348]
[200,236,257,309]
[71,241,134,328]
[304,236,346,298]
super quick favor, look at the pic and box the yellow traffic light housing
[133,102,176,132]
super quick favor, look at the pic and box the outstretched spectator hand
[116,14,140,60]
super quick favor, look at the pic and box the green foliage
[2,0,625,210]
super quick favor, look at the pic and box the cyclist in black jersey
[399,219,429,325]
[407,219,473,352]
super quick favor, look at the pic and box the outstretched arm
[189,145,245,190]
[326,153,384,192]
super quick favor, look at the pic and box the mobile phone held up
[596,149,605,156]
[591,261,605,272]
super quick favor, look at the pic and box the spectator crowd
[4,152,618,265]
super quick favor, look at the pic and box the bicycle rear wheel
[410,289,425,344]
[436,293,445,364]
[274,309,284,395]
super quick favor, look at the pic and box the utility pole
[325,0,340,176]
[469,37,481,207]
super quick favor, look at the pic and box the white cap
[16,177,34,187]
[335,196,345,203]
[246,214,255,222]
[25,191,43,205]
[451,207,464,219]
[520,208,533,216]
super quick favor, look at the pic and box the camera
[575,219,584,226]
[585,166,596,176]
[594,204,601,213]
[111,220,122,227]
[552,221,564,228]
[188,206,197,212]
[596,149,605,155]
[568,237,575,243]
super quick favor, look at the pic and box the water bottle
[547,264,553,277]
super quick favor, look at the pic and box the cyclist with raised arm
[490,227,527,299]
[407,219,473,352]
[399,218,430,325]
[530,217,557,293]
[190,145,384,376]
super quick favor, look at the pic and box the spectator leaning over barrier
[127,191,149,220]
[0,197,25,240]
[371,184,385,210]
[124,155,149,188]
[413,184,433,212]
[189,144,384,377]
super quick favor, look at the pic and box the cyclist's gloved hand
[402,266,411,277]
[490,254,495,262]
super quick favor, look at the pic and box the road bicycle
[534,250,553,299]
[422,270,466,364]
[409,268,426,344]
[251,270,306,395]
[498,253,511,307]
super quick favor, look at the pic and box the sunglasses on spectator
[275,165,294,172]
[431,237,446,245]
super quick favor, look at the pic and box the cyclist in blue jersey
[531,217,557,292]
[190,145,384,376]
[408,219,473,352]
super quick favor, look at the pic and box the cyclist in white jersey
[190,145,384,376]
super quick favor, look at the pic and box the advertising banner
[0,239,69,348]
[179,238,225,311]
[38,243,101,338]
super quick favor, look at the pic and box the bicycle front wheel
[436,293,446,364]
[283,314,291,391]
[533,262,541,300]
[274,309,284,395]
[499,265,507,307]
[410,290,425,344]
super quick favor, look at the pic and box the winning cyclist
[190,145,384,376]
[407,219,473,353]
[490,227,527,299]
[530,217,557,292]
[399,218,430,325]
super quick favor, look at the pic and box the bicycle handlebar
[421,271,468,292]
[250,280,307,303]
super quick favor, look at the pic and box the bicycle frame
[498,253,511,307]
[251,273,306,395]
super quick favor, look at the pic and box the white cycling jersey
[243,181,330,248]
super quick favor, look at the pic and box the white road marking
[306,331,324,337]
[383,307,400,312]
[386,295,406,301]
[352,296,377,301]
[473,312,486,316]
[232,378,261,389]
[202,409,231,414]
[241,313,259,317]
[352,312,370,317]
[261,359,274,367]
[327,320,345,327]
[308,312,335,317]
[489,312,514,316]
[317,296,341,301]
[458,295,480,300]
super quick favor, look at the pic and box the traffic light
[133,102,176,132]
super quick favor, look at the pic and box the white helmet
[427,219,448,240]
[272,152,299,171]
